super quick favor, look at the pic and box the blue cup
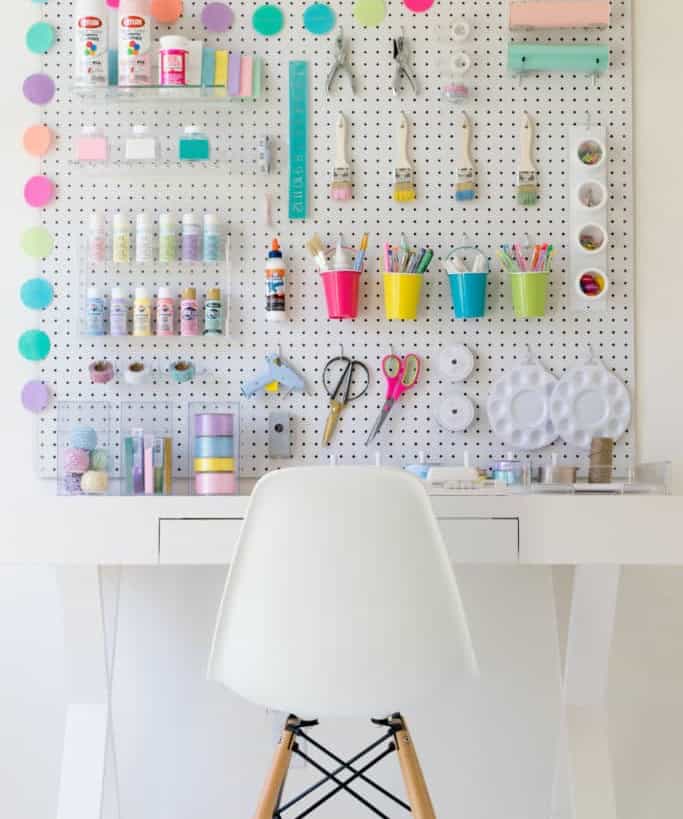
[448,272,488,318]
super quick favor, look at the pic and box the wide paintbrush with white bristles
[330,112,353,201]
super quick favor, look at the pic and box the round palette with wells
[550,361,631,449]
[487,360,558,450]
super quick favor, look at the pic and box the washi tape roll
[63,473,83,495]
[195,472,237,495]
[194,457,235,473]
[89,360,114,384]
[81,470,109,495]
[124,361,151,386]
[169,360,196,384]
[194,412,234,437]
[90,449,109,471]
[63,448,90,474]
[194,436,234,458]
[71,425,98,451]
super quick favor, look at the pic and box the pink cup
[320,269,361,319]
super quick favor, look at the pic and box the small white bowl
[576,223,607,254]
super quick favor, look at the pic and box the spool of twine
[589,437,613,483]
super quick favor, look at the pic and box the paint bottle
[86,286,105,335]
[265,238,286,321]
[133,286,152,336]
[110,287,128,336]
[112,213,130,264]
[180,287,200,336]
[87,211,106,264]
[159,35,189,86]
[118,0,152,87]
[156,287,175,336]
[203,214,220,262]
[203,288,223,335]
[158,213,177,263]
[135,212,153,263]
[181,213,201,263]
[74,0,109,88]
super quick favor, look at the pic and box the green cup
[509,272,548,318]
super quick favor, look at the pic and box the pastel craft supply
[215,50,229,86]
[20,278,54,310]
[63,474,83,495]
[186,40,203,87]
[63,448,90,474]
[403,0,434,10]
[81,470,109,495]
[508,43,609,74]
[23,124,54,156]
[26,22,56,54]
[303,3,336,35]
[108,49,118,85]
[509,1,610,29]
[89,360,115,384]
[76,130,108,161]
[195,471,237,495]
[71,425,98,451]
[288,61,309,220]
[21,226,54,258]
[252,56,263,97]
[194,412,234,436]
[240,56,253,97]
[18,329,51,361]
[202,47,216,87]
[194,457,235,473]
[253,4,285,36]
[24,176,55,208]
[144,445,154,495]
[353,0,386,27]
[23,74,55,105]
[228,52,241,95]
[202,2,234,32]
[195,436,234,458]
[169,360,196,383]
[151,0,183,23]
[21,380,50,413]
[91,449,109,471]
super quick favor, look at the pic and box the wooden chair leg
[392,714,437,819]
[253,715,298,819]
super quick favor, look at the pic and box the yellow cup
[383,273,423,320]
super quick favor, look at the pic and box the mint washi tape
[288,61,309,221]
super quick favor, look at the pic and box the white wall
[2,1,683,818]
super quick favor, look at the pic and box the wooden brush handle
[397,111,412,169]
[457,112,474,171]
[520,111,537,173]
[335,112,349,168]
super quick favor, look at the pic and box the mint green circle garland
[26,22,56,54]
[18,329,51,361]
[253,4,285,36]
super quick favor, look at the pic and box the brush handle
[457,112,474,171]
[397,111,412,170]
[335,112,350,169]
[520,111,537,173]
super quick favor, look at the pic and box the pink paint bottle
[159,36,188,86]
[156,287,175,336]
[180,287,200,336]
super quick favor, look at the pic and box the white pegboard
[35,0,635,478]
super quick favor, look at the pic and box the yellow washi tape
[193,457,235,473]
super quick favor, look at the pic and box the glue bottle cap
[268,238,282,259]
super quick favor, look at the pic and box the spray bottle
[118,0,152,87]
[74,0,109,87]
[265,238,286,321]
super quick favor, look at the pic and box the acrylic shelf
[70,84,257,105]
[69,159,238,179]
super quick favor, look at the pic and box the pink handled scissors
[366,353,421,445]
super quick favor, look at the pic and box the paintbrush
[454,111,476,202]
[517,111,539,206]
[306,234,328,270]
[393,111,416,202]
[330,112,353,201]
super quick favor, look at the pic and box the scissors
[327,27,355,95]
[366,353,421,445]
[392,30,418,96]
[322,356,370,444]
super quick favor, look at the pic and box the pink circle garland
[24,175,55,208]
[403,0,434,11]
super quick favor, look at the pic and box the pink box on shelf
[75,129,108,162]
[509,1,610,30]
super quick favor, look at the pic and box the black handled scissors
[322,356,370,444]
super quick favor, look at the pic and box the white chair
[208,466,476,819]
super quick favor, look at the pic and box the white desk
[4,489,680,819]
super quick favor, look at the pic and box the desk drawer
[440,518,519,563]
[159,517,518,565]
[159,518,243,565]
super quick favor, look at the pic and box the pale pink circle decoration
[24,175,55,208]
[404,0,434,11]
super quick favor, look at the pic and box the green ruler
[288,61,309,221]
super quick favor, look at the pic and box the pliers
[326,27,354,95]
[392,30,418,96]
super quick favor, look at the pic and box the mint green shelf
[508,44,609,74]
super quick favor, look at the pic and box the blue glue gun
[241,353,306,397]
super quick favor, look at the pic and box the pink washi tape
[89,360,114,384]
[195,472,237,495]
[63,448,91,474]
[194,412,234,437]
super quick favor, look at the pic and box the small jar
[159,36,189,87]
[76,126,108,162]
[125,125,158,162]
[492,458,524,486]
[179,126,210,161]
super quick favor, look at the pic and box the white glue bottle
[118,0,152,87]
[265,238,286,321]
[74,0,109,87]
